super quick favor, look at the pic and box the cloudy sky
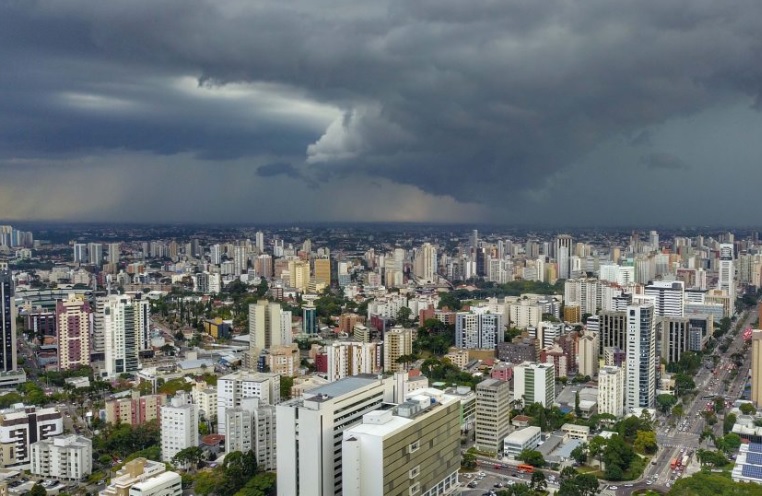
[2,0,762,226]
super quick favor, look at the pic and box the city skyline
[2,2,762,225]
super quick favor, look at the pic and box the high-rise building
[107,242,120,265]
[72,243,88,264]
[88,243,103,266]
[325,341,382,382]
[659,317,691,364]
[225,398,277,471]
[577,332,599,377]
[302,302,319,335]
[209,244,222,265]
[0,405,63,467]
[599,310,627,355]
[31,434,93,480]
[752,330,762,408]
[475,378,512,454]
[455,309,504,349]
[249,300,287,356]
[234,245,247,276]
[255,231,265,252]
[598,366,625,417]
[276,375,395,496]
[101,294,150,377]
[105,394,166,426]
[644,281,685,317]
[383,326,413,373]
[555,235,573,280]
[718,243,736,309]
[160,393,198,463]
[0,268,17,372]
[216,371,280,436]
[55,295,92,371]
[514,362,555,407]
[626,303,656,410]
[413,243,438,283]
[313,257,331,286]
[341,389,460,496]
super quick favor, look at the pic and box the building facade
[626,304,656,410]
[513,362,555,407]
[160,393,198,463]
[474,379,511,455]
[30,434,92,480]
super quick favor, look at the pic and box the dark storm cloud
[640,152,690,171]
[2,0,762,217]
[256,162,301,179]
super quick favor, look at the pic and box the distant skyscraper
[455,310,504,349]
[626,303,656,410]
[718,243,735,308]
[210,244,222,265]
[555,235,573,280]
[249,300,286,356]
[0,268,17,371]
[599,310,627,354]
[55,295,92,371]
[598,366,625,417]
[102,294,150,377]
[413,243,437,283]
[107,242,120,264]
[644,281,685,317]
[87,243,103,266]
[255,231,265,252]
[72,243,88,264]
[313,257,331,286]
[383,326,413,373]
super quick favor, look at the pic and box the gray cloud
[640,152,691,170]
[2,1,762,223]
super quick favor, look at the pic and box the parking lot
[459,468,558,495]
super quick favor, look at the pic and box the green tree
[280,376,294,401]
[656,393,678,413]
[740,403,757,415]
[172,446,205,472]
[634,430,658,455]
[461,450,477,469]
[570,443,588,464]
[530,471,547,492]
[396,306,413,327]
[233,472,276,496]
[672,403,684,419]
[724,413,738,435]
[588,435,607,468]
[517,449,545,467]
[668,472,762,496]
[30,484,47,496]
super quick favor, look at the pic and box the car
[494,483,503,488]
[624,484,633,487]
[479,472,486,476]
[646,481,653,485]
[467,482,478,488]
[610,486,618,490]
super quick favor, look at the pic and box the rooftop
[305,375,382,401]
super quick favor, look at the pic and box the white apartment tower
[597,366,625,417]
[276,375,396,496]
[216,371,280,436]
[514,362,555,407]
[455,309,504,349]
[626,303,656,410]
[30,434,93,480]
[160,393,199,463]
[644,281,685,317]
[577,332,599,377]
[325,341,382,382]
[225,398,277,471]
[718,243,736,308]
[556,235,573,280]
[102,294,150,377]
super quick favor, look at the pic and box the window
[409,466,420,479]
[409,483,420,495]
[408,440,420,454]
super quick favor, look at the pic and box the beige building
[191,382,217,420]
[290,375,331,399]
[99,458,179,496]
[383,326,413,373]
[267,344,300,377]
[597,365,625,417]
[752,330,762,408]
[342,389,460,496]
[475,378,512,455]
[577,332,599,377]
[105,393,166,426]
[313,258,331,286]
[55,295,92,371]
[443,348,470,369]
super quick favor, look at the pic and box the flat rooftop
[305,375,382,400]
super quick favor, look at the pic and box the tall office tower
[514,362,555,407]
[526,240,540,259]
[191,238,201,258]
[302,301,319,334]
[599,310,627,354]
[87,243,103,266]
[288,260,310,292]
[107,242,120,264]
[72,243,88,264]
[273,239,284,257]
[598,366,625,417]
[752,330,762,407]
[474,378,512,454]
[313,257,331,286]
[649,230,659,250]
[234,245,247,276]
[325,341,382,382]
[209,244,222,265]
[255,231,265,252]
[277,375,395,496]
[455,309,504,349]
[55,295,92,371]
[216,371,280,436]
[555,235,573,280]
[256,254,273,278]
[644,281,685,317]
[718,243,736,306]
[341,389,461,496]
[577,332,599,377]
[160,393,199,463]
[167,240,178,261]
[413,243,438,283]
[660,317,690,364]
[225,398,277,471]
[383,327,413,373]
[249,300,284,356]
[102,294,150,377]
[470,229,479,261]
[0,268,17,371]
[626,303,656,410]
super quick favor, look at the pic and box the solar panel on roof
[742,464,762,479]
[748,453,762,465]
[748,443,762,453]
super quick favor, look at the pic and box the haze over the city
[2,1,762,225]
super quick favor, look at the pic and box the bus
[517,464,535,474]
[670,459,679,470]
